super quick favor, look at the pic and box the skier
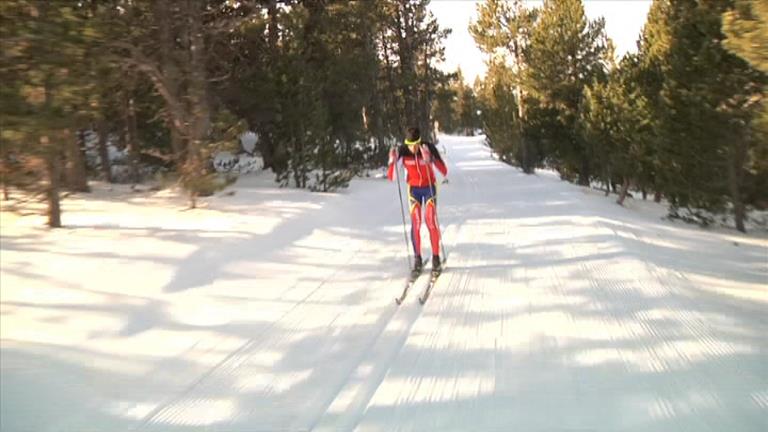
[387,126,448,275]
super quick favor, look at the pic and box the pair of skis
[395,263,443,305]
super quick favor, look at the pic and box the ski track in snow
[1,135,767,431]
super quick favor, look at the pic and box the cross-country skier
[387,126,448,275]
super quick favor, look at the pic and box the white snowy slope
[1,135,766,432]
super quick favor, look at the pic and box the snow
[1,135,766,431]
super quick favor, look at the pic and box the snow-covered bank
[2,135,766,431]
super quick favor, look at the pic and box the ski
[418,267,443,304]
[395,269,422,305]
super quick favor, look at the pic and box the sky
[428,0,653,84]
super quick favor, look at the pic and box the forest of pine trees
[1,0,451,224]
[1,0,765,232]
[471,0,766,232]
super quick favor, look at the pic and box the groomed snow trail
[1,135,766,431]
[317,136,768,431]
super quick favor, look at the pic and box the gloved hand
[388,147,398,164]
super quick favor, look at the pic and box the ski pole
[392,147,412,270]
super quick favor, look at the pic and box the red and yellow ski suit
[387,142,448,258]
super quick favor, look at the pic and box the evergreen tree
[470,0,537,172]
[723,0,768,209]
[582,53,654,205]
[104,0,261,206]
[2,0,453,223]
[476,60,520,164]
[453,69,481,135]
[432,77,458,134]
[526,0,610,185]
[377,0,450,142]
[1,1,100,226]
[640,0,766,231]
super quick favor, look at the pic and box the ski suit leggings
[408,185,440,257]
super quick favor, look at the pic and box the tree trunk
[2,154,9,200]
[257,129,276,172]
[366,32,386,156]
[578,155,590,186]
[41,69,64,224]
[97,120,113,182]
[728,137,748,233]
[156,0,186,166]
[654,191,662,203]
[124,93,141,183]
[382,37,402,134]
[169,126,184,167]
[420,47,434,141]
[518,121,529,173]
[512,34,532,175]
[396,2,416,125]
[616,177,630,206]
[44,141,62,228]
[64,129,89,192]
[185,0,211,208]
[257,0,281,174]
[733,197,746,233]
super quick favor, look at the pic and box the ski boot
[432,255,442,274]
[411,255,423,278]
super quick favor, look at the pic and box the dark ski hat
[405,126,421,146]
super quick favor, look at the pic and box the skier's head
[405,126,421,151]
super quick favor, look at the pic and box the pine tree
[723,0,768,211]
[3,0,453,214]
[453,69,481,135]
[526,0,609,185]
[432,77,458,134]
[476,60,520,164]
[377,0,450,142]
[640,0,766,231]
[1,0,100,226]
[100,1,271,206]
[582,53,654,205]
[470,0,537,172]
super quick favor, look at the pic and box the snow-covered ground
[1,135,766,431]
